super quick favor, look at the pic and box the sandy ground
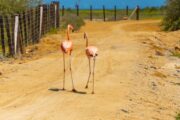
[0,20,180,120]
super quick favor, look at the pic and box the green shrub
[176,113,180,120]
[48,28,58,34]
[60,14,85,31]
[0,0,42,15]
[163,0,180,31]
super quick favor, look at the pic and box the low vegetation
[61,12,85,31]
[176,113,180,120]
[172,52,180,58]
[0,0,42,15]
[163,0,180,31]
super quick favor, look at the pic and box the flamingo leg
[69,54,76,92]
[92,57,96,94]
[85,58,91,89]
[62,53,66,90]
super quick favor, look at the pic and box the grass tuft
[176,113,180,120]
[172,52,180,58]
[61,13,85,31]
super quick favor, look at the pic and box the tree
[163,0,180,31]
[0,0,42,15]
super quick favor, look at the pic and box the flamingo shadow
[70,90,87,94]
[48,88,87,94]
[48,88,64,92]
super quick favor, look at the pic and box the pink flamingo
[84,32,98,94]
[61,24,77,92]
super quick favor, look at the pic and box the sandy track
[0,20,179,120]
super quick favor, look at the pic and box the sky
[44,0,166,9]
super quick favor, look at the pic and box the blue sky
[44,0,166,9]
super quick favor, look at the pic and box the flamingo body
[61,40,73,54]
[86,46,98,57]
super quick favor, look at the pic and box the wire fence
[0,1,166,58]
[60,5,165,21]
[0,1,60,58]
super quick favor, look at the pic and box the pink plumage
[60,24,77,92]
[86,46,98,57]
[84,32,98,94]
[61,41,73,54]
[61,24,74,55]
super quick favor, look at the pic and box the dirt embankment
[0,20,179,120]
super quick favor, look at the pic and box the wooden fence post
[50,3,56,29]
[55,2,60,28]
[126,6,129,16]
[62,5,64,16]
[114,5,117,21]
[31,9,35,44]
[103,5,106,21]
[11,15,15,55]
[90,5,92,21]
[14,14,19,55]
[50,3,54,29]
[19,13,24,45]
[52,2,60,28]
[44,5,48,33]
[23,11,28,46]
[46,5,50,32]
[0,16,6,56]
[4,16,13,56]
[54,3,57,28]
[35,7,40,42]
[76,4,79,16]
[27,10,31,44]
[39,5,43,38]
[52,1,59,28]
[18,15,24,55]
[136,5,140,20]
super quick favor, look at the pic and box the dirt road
[0,20,179,120]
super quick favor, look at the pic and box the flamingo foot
[85,85,88,89]
[91,91,95,94]
[62,88,66,91]
[72,89,77,92]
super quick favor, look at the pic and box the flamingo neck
[85,37,88,47]
[67,28,70,40]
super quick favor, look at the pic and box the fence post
[44,5,48,33]
[76,4,79,16]
[54,3,57,28]
[14,14,19,55]
[19,13,24,45]
[4,16,13,56]
[46,5,50,33]
[27,10,31,45]
[114,5,117,21]
[126,6,129,16]
[62,5,64,16]
[52,1,60,28]
[103,5,106,21]
[136,5,140,20]
[39,5,43,38]
[90,5,92,21]
[30,9,35,44]
[23,11,28,46]
[0,16,5,56]
[50,3,54,29]
[18,15,24,55]
[56,2,60,28]
[35,7,40,42]
[11,15,15,55]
